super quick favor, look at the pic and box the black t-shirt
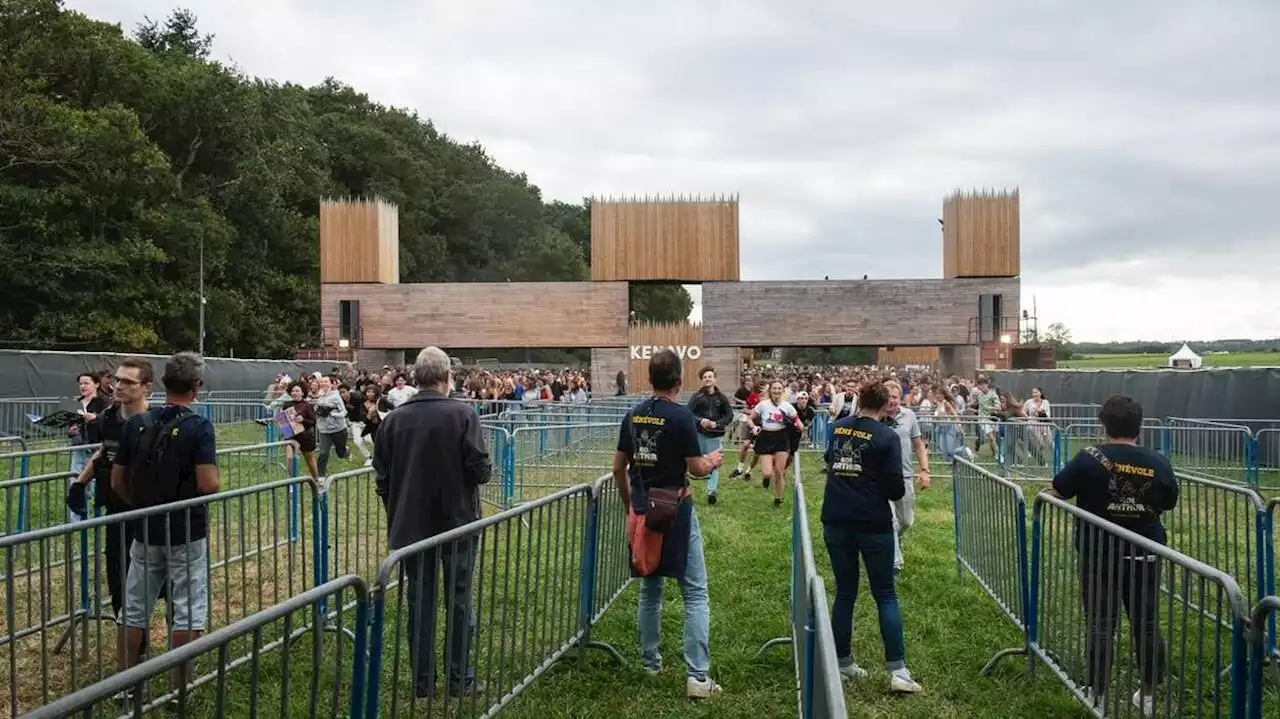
[1052,443,1178,545]
[114,405,218,545]
[616,397,701,497]
[795,404,816,433]
[821,415,904,531]
[92,404,130,509]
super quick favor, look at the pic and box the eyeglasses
[113,377,141,387]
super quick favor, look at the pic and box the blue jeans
[822,524,906,670]
[638,509,711,680]
[404,538,477,696]
[697,434,723,493]
[934,424,959,463]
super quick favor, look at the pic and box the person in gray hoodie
[313,375,349,476]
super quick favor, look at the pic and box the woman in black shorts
[745,381,804,507]
[284,381,320,479]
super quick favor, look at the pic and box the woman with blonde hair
[744,380,805,507]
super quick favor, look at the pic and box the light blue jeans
[637,508,711,680]
[697,434,723,493]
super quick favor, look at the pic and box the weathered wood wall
[592,345,741,396]
[701,278,1020,347]
[942,188,1019,278]
[319,199,399,283]
[877,346,940,366]
[626,322,705,393]
[321,282,628,348]
[590,197,740,282]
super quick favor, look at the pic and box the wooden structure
[942,188,1019,278]
[319,282,628,348]
[877,346,939,366]
[700,278,1019,347]
[590,196,739,282]
[317,191,1023,380]
[320,199,399,284]
[625,321,705,393]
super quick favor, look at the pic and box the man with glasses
[68,357,155,619]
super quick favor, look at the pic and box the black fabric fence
[0,350,351,397]
[988,367,1280,424]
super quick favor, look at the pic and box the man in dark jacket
[686,366,735,505]
[374,346,491,700]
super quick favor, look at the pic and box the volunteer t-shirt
[617,397,701,492]
[1052,443,1178,545]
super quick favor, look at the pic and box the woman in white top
[745,380,805,507]
[1023,387,1053,465]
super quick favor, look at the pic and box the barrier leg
[571,497,626,667]
[53,517,114,655]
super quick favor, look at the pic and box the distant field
[1059,351,1280,369]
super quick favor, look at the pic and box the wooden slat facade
[942,189,1019,278]
[626,322,705,393]
[701,278,1020,347]
[319,199,400,284]
[592,345,741,395]
[320,282,628,349]
[877,346,940,366]
[590,197,740,282]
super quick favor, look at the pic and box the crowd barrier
[20,575,369,719]
[1248,595,1280,719]
[1,476,319,715]
[757,455,848,718]
[950,458,1030,674]
[1030,492,1249,717]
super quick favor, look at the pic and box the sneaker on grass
[686,676,723,699]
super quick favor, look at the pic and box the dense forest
[0,1,691,359]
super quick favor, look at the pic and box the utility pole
[198,231,206,355]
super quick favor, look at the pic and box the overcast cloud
[68,0,1280,342]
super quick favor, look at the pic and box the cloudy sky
[69,0,1279,342]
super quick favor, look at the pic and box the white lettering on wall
[629,345,703,360]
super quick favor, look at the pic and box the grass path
[502,453,1092,719]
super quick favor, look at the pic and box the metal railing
[1029,492,1249,718]
[1,476,319,716]
[20,575,369,719]
[951,457,1030,674]
[364,480,627,718]
[757,454,848,719]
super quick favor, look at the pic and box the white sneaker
[839,662,868,682]
[643,664,661,677]
[1132,689,1154,718]
[889,668,923,694]
[686,676,723,699]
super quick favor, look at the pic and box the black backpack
[125,408,198,508]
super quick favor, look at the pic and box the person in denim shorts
[111,352,221,695]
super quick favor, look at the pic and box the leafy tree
[630,284,693,324]
[135,9,212,60]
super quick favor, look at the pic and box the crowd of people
[51,349,1171,715]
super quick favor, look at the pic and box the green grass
[499,453,1092,719]
[1059,352,1280,369]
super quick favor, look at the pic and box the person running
[729,379,761,482]
[785,391,816,471]
[612,349,724,699]
[686,366,734,506]
[743,381,804,507]
[821,381,922,694]
[1050,395,1176,717]
[973,376,999,456]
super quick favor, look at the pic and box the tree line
[0,2,691,359]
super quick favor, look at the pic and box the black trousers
[1079,543,1165,695]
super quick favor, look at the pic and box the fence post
[1027,502,1042,680]
[951,457,963,582]
[289,453,300,542]
[1051,429,1063,475]
[504,432,516,507]
[1246,435,1260,487]
[364,590,387,718]
[349,595,370,719]
[313,486,328,616]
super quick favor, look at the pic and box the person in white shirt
[386,374,418,408]
[882,379,930,574]
[743,381,805,508]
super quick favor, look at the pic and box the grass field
[1059,352,1280,369]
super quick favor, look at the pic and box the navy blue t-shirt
[616,397,702,498]
[821,415,904,531]
[1052,443,1178,545]
[114,405,218,545]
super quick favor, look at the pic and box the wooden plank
[589,197,740,282]
[625,321,705,393]
[877,346,940,366]
[320,282,628,348]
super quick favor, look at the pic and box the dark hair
[286,381,307,396]
[648,349,683,392]
[857,382,891,412]
[162,351,204,395]
[699,365,715,379]
[1032,386,1047,401]
[1098,394,1143,440]
[117,357,154,384]
[77,372,99,385]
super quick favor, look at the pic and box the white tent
[1168,343,1202,369]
